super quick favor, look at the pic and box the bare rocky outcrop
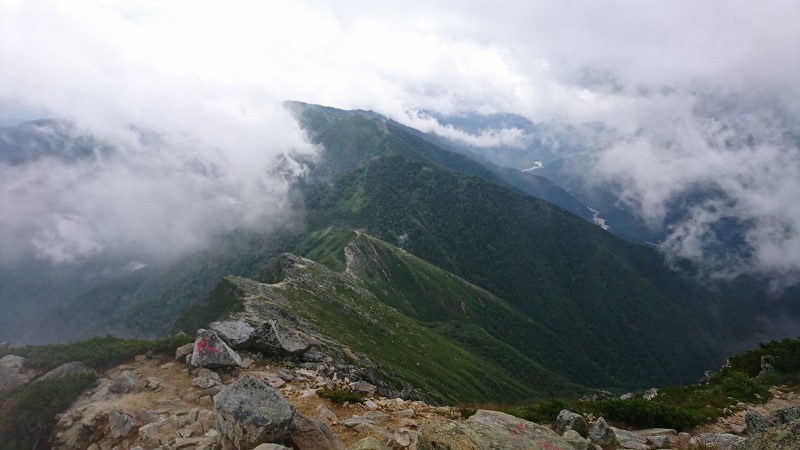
[214,375,297,449]
[553,408,588,437]
[38,361,95,381]
[0,354,31,392]
[190,329,242,369]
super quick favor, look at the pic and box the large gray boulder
[746,410,773,436]
[689,432,746,449]
[109,370,143,394]
[214,375,296,449]
[771,405,800,425]
[38,361,95,381]
[419,409,574,449]
[589,417,615,446]
[211,320,256,348]
[554,409,588,437]
[287,413,345,450]
[611,427,649,450]
[0,354,30,392]
[190,329,242,369]
[246,320,311,357]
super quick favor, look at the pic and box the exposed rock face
[190,329,242,369]
[0,354,30,392]
[419,409,574,449]
[214,375,296,449]
[553,409,588,437]
[109,370,143,394]
[689,432,747,449]
[38,361,95,381]
[247,320,312,357]
[738,417,800,450]
[561,430,596,450]
[611,427,649,450]
[109,409,139,438]
[287,413,345,450]
[746,409,773,436]
[771,405,800,425]
[589,417,615,446]
[212,320,256,348]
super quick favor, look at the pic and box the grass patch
[0,373,97,450]
[0,334,193,372]
[316,387,364,405]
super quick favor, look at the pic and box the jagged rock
[176,343,194,360]
[620,392,635,400]
[699,370,716,385]
[561,430,596,450]
[38,361,95,381]
[611,427,649,450]
[253,445,292,450]
[362,410,391,424]
[288,413,346,450]
[350,380,377,397]
[214,375,296,449]
[0,354,30,392]
[109,370,143,394]
[348,436,392,450]
[689,433,746,449]
[212,320,257,348]
[643,388,659,400]
[138,420,166,449]
[554,409,588,437]
[746,409,773,436]
[771,405,800,425]
[251,319,311,356]
[589,417,615,446]
[581,390,614,402]
[301,348,329,363]
[645,435,671,448]
[419,409,574,449]
[353,423,394,443]
[277,369,295,381]
[190,329,242,369]
[109,408,139,438]
[737,417,800,449]
[318,407,338,424]
[760,355,775,374]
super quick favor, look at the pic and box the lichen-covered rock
[554,409,588,437]
[589,417,615,446]
[247,319,311,357]
[611,427,649,450]
[211,320,256,348]
[689,432,746,449]
[736,418,800,450]
[0,354,30,392]
[214,375,296,449]
[771,405,800,425]
[109,408,138,438]
[348,436,392,450]
[419,409,574,449]
[561,430,596,450]
[190,329,242,369]
[287,413,345,450]
[109,370,143,394]
[746,410,773,436]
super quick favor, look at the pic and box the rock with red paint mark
[189,329,242,369]
[418,409,574,449]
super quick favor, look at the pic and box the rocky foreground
[3,324,800,450]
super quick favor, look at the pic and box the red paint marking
[197,337,219,354]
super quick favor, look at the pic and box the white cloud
[0,0,798,279]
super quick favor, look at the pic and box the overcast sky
[1,0,799,281]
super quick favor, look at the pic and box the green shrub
[0,334,193,372]
[316,387,364,405]
[0,373,97,450]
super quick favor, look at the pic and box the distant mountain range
[1,103,798,402]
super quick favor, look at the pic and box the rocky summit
[0,333,787,450]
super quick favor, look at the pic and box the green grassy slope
[180,250,586,404]
[304,154,719,388]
